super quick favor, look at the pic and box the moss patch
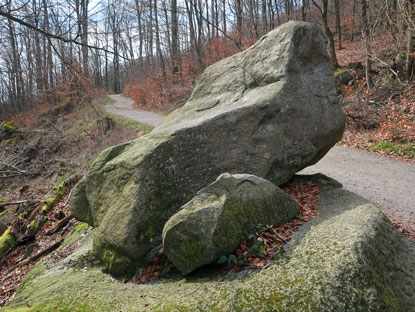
[62,223,90,247]
[2,121,18,134]
[40,183,68,214]
[0,226,16,258]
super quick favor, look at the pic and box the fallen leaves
[0,186,80,307]
[131,249,174,284]
[389,216,415,242]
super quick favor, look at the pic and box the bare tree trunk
[154,0,166,81]
[236,0,243,46]
[134,0,144,70]
[43,0,54,88]
[312,0,339,67]
[81,0,89,76]
[334,0,342,49]
[149,0,154,66]
[302,0,308,21]
[361,0,374,89]
[171,0,181,81]
[406,0,415,80]
[222,0,227,35]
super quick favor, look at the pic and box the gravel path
[103,94,165,128]
[104,94,414,220]
[301,145,415,219]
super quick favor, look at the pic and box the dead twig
[0,200,28,208]
[374,57,402,84]
[8,240,62,272]
[46,214,73,235]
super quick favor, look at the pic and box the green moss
[381,72,393,86]
[98,247,140,277]
[29,218,39,234]
[0,208,13,218]
[71,223,89,234]
[396,50,407,63]
[62,223,90,247]
[2,121,18,133]
[333,67,345,78]
[0,226,15,258]
[58,99,71,107]
[40,183,68,214]
[40,197,58,214]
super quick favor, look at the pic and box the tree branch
[0,8,130,60]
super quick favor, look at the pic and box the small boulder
[334,68,354,87]
[0,209,14,235]
[162,173,299,275]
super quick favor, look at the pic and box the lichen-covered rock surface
[4,186,415,312]
[162,173,299,274]
[0,209,14,235]
[70,21,345,274]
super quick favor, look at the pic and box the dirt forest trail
[103,94,166,128]
[104,94,415,221]
[301,145,415,221]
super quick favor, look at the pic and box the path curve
[103,94,165,128]
[103,94,414,220]
[301,145,415,219]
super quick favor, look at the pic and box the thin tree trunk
[361,0,374,89]
[334,0,342,49]
[406,0,415,80]
[171,0,180,81]
[153,0,166,81]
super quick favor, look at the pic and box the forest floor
[0,95,149,306]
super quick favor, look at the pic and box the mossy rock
[0,226,15,258]
[0,209,14,235]
[4,189,415,311]
[1,121,18,134]
[334,68,354,87]
[163,173,299,274]
[62,223,90,247]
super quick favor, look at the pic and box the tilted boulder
[162,173,299,275]
[70,21,345,275]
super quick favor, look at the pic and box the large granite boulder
[162,173,299,274]
[71,21,345,275]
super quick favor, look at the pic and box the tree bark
[361,0,374,89]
